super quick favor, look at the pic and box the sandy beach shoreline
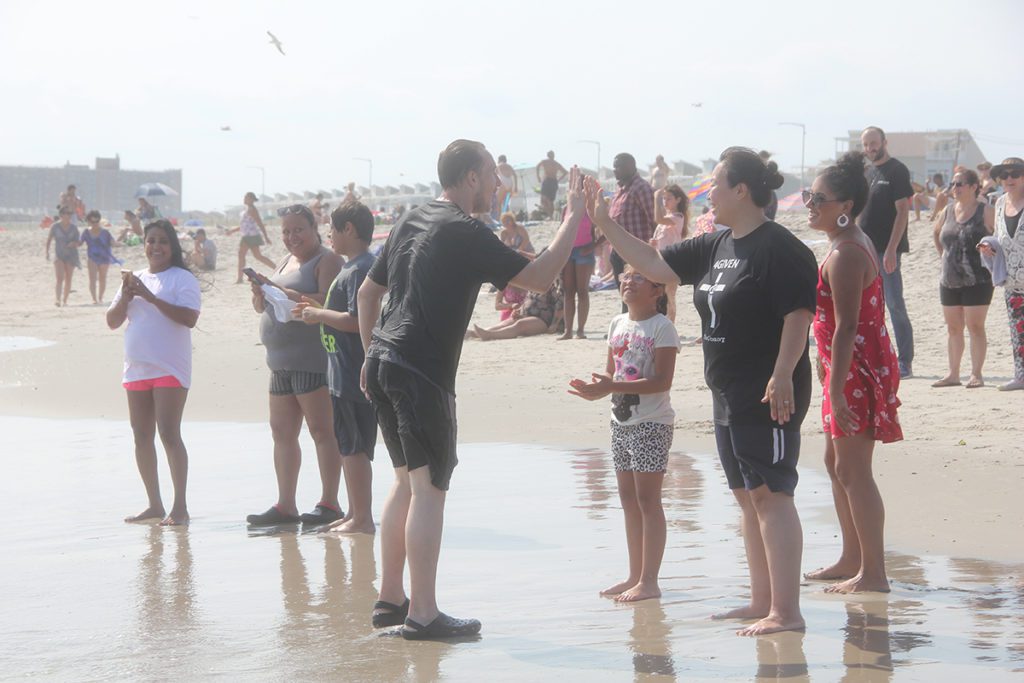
[1,214,1021,564]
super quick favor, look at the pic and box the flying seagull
[691,102,703,108]
[220,126,232,132]
[267,31,285,55]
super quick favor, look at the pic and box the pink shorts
[123,375,183,391]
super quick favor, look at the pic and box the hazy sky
[2,0,1021,210]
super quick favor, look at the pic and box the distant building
[0,156,182,220]
[846,129,987,184]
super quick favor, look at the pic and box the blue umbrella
[134,182,179,198]
[184,219,203,227]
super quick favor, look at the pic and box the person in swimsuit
[496,155,518,216]
[471,276,563,340]
[58,184,85,222]
[498,212,534,255]
[803,153,902,595]
[650,184,689,323]
[537,151,568,218]
[235,191,275,284]
[81,210,122,304]
[559,205,596,339]
[931,168,994,388]
[649,155,671,191]
[246,204,344,527]
[137,197,160,222]
[45,207,80,306]
[118,209,144,244]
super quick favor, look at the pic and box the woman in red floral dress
[803,153,902,594]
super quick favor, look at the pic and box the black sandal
[246,505,301,526]
[371,598,409,628]
[401,612,481,640]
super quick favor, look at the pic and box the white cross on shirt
[699,272,726,328]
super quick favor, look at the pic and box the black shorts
[714,423,800,495]
[940,282,994,307]
[332,394,377,459]
[364,357,458,490]
[269,370,326,396]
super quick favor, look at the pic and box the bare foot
[737,614,805,636]
[804,562,858,581]
[473,324,493,341]
[711,605,769,620]
[557,331,573,341]
[931,376,961,388]
[823,575,890,594]
[614,581,661,602]
[575,331,587,339]
[325,518,376,535]
[159,511,190,527]
[966,375,984,389]
[600,579,638,596]
[125,506,165,523]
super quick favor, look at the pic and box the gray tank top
[939,203,991,288]
[259,248,329,372]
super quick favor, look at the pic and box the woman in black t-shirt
[583,147,816,637]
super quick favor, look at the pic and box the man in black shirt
[857,126,915,378]
[357,140,585,640]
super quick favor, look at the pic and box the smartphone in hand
[242,267,262,283]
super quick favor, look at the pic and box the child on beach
[569,264,679,602]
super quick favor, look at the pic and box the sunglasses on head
[277,204,316,221]
[801,190,843,208]
[996,169,1024,180]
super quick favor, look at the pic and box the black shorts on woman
[661,222,818,495]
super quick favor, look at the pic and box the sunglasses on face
[950,181,973,188]
[996,170,1024,180]
[801,190,843,208]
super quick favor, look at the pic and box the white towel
[262,284,297,322]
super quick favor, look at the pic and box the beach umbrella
[687,176,712,201]
[776,191,807,212]
[184,219,203,227]
[134,182,179,198]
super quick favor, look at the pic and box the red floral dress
[814,248,903,443]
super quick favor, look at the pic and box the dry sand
[0,212,1021,564]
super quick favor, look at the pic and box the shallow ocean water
[1,416,1022,682]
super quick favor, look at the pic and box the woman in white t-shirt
[569,264,679,603]
[107,220,202,527]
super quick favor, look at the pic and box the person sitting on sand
[137,197,160,222]
[236,191,276,284]
[191,228,217,271]
[584,147,816,636]
[569,264,679,602]
[118,209,144,244]
[107,220,201,527]
[803,153,902,594]
[45,207,81,307]
[81,210,121,304]
[295,201,377,535]
[472,276,564,340]
[498,211,534,256]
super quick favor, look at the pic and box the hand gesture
[977,241,995,258]
[816,354,826,385]
[126,274,156,303]
[293,295,322,325]
[250,279,266,306]
[565,166,585,216]
[360,361,370,401]
[762,372,795,424]
[829,392,860,435]
[882,248,897,275]
[568,373,614,401]
[584,176,610,225]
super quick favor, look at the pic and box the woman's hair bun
[762,161,785,191]
[835,151,866,175]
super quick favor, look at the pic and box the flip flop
[931,378,961,388]
[401,613,481,641]
[965,378,984,389]
[371,598,410,628]
[246,505,301,526]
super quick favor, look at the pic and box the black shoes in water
[245,503,343,527]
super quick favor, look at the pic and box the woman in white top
[107,220,202,526]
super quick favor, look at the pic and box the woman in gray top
[931,169,994,388]
[246,204,345,526]
[45,207,81,307]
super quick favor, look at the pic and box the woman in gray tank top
[247,204,346,527]
[930,169,994,389]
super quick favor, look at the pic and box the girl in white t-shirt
[107,220,201,527]
[569,264,679,602]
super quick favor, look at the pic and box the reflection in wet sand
[4,417,1024,680]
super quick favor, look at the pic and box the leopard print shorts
[610,421,673,473]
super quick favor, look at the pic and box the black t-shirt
[858,157,915,254]
[661,222,817,427]
[322,251,374,402]
[366,200,530,393]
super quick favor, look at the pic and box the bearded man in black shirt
[357,140,585,640]
[858,126,915,378]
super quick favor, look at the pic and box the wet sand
[3,416,1022,681]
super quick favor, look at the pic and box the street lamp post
[353,157,373,198]
[578,140,601,179]
[247,166,266,196]
[779,122,806,189]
